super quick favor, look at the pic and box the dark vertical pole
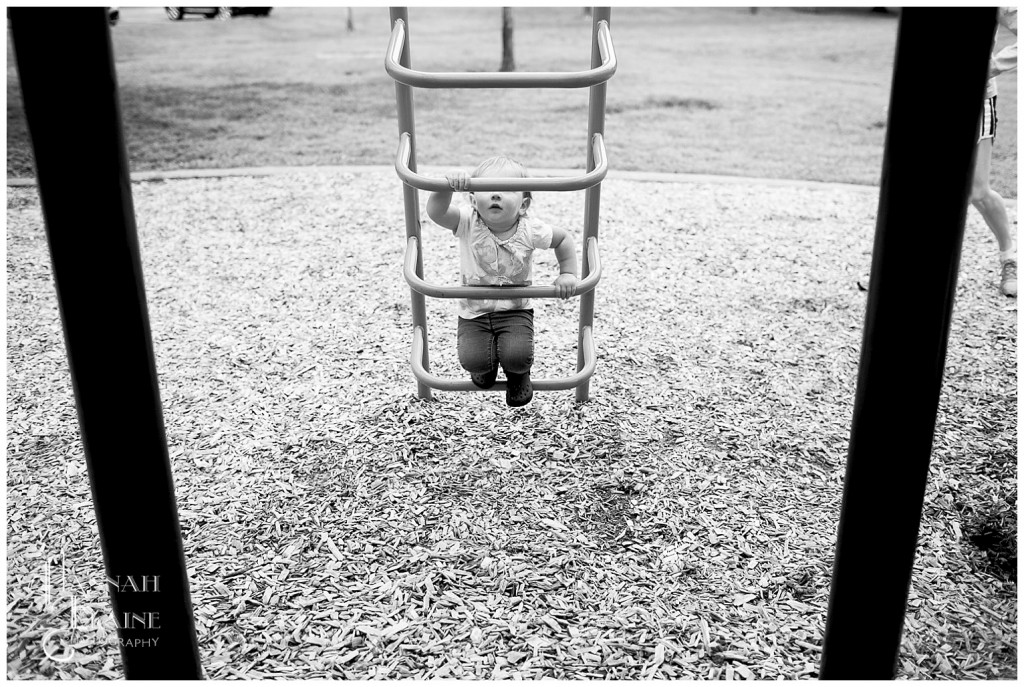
[10,9,203,679]
[819,8,996,679]
[576,6,610,403]
[390,6,432,400]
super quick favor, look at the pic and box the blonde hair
[472,156,532,204]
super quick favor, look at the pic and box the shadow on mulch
[961,501,1018,582]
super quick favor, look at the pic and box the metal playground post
[819,8,997,679]
[10,8,203,679]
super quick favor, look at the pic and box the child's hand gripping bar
[395,132,608,193]
[404,235,601,299]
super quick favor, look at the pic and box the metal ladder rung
[395,133,607,193]
[405,236,601,299]
[386,19,616,89]
[410,325,596,391]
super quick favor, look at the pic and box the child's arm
[426,170,469,232]
[550,227,579,299]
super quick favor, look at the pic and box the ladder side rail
[405,236,601,299]
[390,7,432,400]
[411,326,597,391]
[576,6,611,402]
[396,132,607,192]
[387,18,616,89]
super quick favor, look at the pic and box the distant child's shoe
[505,372,533,407]
[471,366,499,389]
[1000,259,1017,297]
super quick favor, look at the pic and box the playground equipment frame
[386,16,617,89]
[9,7,202,679]
[818,7,997,679]
[388,6,614,402]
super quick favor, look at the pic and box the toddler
[425,156,578,406]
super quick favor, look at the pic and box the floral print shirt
[454,205,553,319]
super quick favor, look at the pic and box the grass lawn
[5,7,1017,197]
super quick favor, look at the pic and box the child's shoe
[471,365,499,389]
[505,372,533,407]
[1000,259,1017,297]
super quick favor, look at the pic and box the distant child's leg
[970,98,1016,297]
[457,316,499,388]
[495,309,535,406]
[971,138,1015,255]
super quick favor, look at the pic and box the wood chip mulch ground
[7,170,1016,679]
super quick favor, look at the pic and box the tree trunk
[500,8,515,72]
[346,7,354,31]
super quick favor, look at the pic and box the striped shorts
[978,96,998,142]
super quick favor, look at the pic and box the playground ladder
[387,7,616,402]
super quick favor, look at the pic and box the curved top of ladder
[386,19,616,89]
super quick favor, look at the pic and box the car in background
[165,7,272,20]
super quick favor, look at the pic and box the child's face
[470,167,530,233]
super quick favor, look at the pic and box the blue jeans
[457,309,534,377]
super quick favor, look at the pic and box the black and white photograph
[6,4,1017,680]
